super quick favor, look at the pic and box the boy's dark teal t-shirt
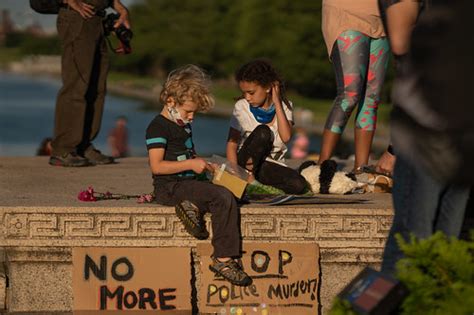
[146,115,196,187]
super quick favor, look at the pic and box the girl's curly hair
[235,58,291,108]
[159,64,215,112]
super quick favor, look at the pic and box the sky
[0,0,137,33]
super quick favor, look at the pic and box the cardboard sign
[72,248,192,313]
[197,243,320,315]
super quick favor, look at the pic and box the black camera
[103,13,133,54]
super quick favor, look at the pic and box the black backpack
[30,0,62,14]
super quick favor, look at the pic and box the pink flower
[137,194,154,203]
[77,186,97,202]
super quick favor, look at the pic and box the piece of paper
[212,168,248,198]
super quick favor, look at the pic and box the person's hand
[66,0,95,19]
[246,172,255,183]
[113,0,131,29]
[206,163,220,174]
[375,151,396,177]
[189,158,209,174]
[271,82,281,106]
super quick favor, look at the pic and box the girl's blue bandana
[249,103,276,124]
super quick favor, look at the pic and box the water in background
[0,72,320,157]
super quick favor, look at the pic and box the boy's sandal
[209,257,252,286]
[175,200,209,240]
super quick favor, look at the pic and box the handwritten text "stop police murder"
[207,250,318,307]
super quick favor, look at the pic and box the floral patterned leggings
[324,30,390,133]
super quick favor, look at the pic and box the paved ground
[0,157,392,209]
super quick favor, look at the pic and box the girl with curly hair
[226,59,307,194]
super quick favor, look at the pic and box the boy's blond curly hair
[159,65,215,112]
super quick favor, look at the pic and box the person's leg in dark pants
[434,184,469,237]
[237,125,273,175]
[237,124,306,194]
[155,180,241,258]
[257,161,307,194]
[53,11,103,156]
[381,156,469,275]
[79,33,109,153]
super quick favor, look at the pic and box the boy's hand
[189,158,208,174]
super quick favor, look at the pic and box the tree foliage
[395,232,474,314]
[115,0,335,97]
[4,32,60,55]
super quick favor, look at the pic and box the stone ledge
[1,206,392,263]
[1,205,393,314]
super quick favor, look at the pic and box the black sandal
[175,200,209,240]
[209,257,252,286]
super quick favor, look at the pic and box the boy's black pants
[155,180,241,258]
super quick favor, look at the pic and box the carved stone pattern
[241,215,392,245]
[4,213,194,239]
[4,213,392,245]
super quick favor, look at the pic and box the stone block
[6,248,72,312]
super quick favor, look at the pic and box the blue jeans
[381,156,470,275]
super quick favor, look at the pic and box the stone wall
[0,204,392,314]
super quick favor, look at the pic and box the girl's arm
[148,148,208,175]
[226,128,241,164]
[272,83,292,143]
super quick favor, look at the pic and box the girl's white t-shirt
[229,98,294,162]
